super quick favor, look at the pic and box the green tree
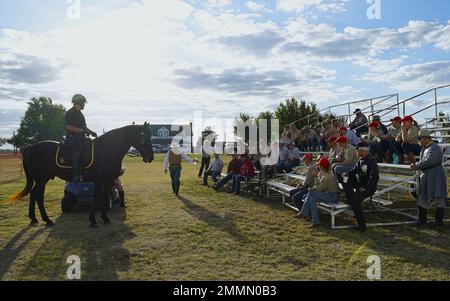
[15,97,67,150]
[274,97,320,132]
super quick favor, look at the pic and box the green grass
[0,154,449,281]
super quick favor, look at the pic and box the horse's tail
[8,147,34,201]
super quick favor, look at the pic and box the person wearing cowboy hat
[298,157,340,228]
[341,141,380,232]
[289,153,317,215]
[349,109,369,138]
[411,130,447,229]
[64,94,98,183]
[395,115,421,165]
[164,143,198,196]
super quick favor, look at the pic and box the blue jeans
[333,164,355,181]
[215,173,237,190]
[232,175,249,194]
[286,159,301,173]
[169,166,182,194]
[289,187,309,210]
[203,170,221,185]
[276,160,287,173]
[300,191,339,224]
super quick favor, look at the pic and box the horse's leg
[34,179,53,227]
[28,182,38,225]
[100,186,111,225]
[89,194,98,228]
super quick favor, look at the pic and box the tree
[14,97,67,150]
[0,138,6,148]
[274,97,321,132]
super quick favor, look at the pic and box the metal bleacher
[266,84,450,229]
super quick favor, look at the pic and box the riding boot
[72,151,81,183]
[415,206,428,228]
[398,153,405,165]
[407,152,416,165]
[435,207,445,229]
[119,191,127,208]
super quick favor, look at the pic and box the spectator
[328,136,340,164]
[396,115,421,164]
[341,141,380,232]
[298,157,340,228]
[372,115,388,135]
[333,136,359,181]
[411,130,447,229]
[350,109,369,137]
[366,121,384,162]
[276,142,290,173]
[290,153,317,214]
[286,142,301,172]
[232,154,255,195]
[320,121,336,151]
[338,126,359,146]
[380,116,402,163]
[214,153,242,192]
[251,154,262,171]
[198,146,211,178]
[203,153,224,186]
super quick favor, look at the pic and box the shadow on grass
[177,195,248,244]
[0,206,136,280]
[0,226,47,280]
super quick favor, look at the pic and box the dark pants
[203,170,221,185]
[402,142,421,156]
[68,134,85,180]
[355,126,368,138]
[286,159,301,173]
[169,166,182,194]
[342,181,371,228]
[320,139,329,152]
[215,172,237,190]
[289,187,309,210]
[198,156,210,177]
[232,175,250,194]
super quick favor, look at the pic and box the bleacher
[263,85,450,229]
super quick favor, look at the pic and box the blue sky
[1,0,449,142]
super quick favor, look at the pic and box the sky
[1,0,450,145]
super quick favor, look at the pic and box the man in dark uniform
[65,94,97,182]
[341,141,380,232]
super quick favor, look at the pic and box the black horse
[8,123,154,227]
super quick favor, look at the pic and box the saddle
[57,138,95,169]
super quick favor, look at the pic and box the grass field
[0,154,449,281]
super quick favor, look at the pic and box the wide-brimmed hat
[418,130,432,139]
[354,109,362,114]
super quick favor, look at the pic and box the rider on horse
[64,94,98,183]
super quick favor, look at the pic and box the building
[150,124,192,152]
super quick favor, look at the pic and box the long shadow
[177,195,248,244]
[0,227,47,280]
[316,219,450,275]
[18,206,135,280]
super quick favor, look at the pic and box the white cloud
[246,1,265,11]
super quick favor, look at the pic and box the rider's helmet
[72,94,87,105]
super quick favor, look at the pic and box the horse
[7,123,154,228]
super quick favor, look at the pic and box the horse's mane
[96,125,142,142]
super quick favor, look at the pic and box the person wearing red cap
[380,117,402,163]
[327,136,340,164]
[289,153,317,213]
[298,157,340,227]
[338,126,359,146]
[333,136,358,180]
[366,121,383,162]
[395,115,421,164]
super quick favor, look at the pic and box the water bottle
[393,153,399,165]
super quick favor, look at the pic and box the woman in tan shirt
[395,115,421,164]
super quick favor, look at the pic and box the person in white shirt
[286,142,301,172]
[276,142,290,173]
[164,144,198,196]
[203,153,224,186]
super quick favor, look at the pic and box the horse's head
[134,122,154,163]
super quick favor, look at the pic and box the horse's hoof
[46,221,55,227]
[89,223,98,229]
[29,219,39,226]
